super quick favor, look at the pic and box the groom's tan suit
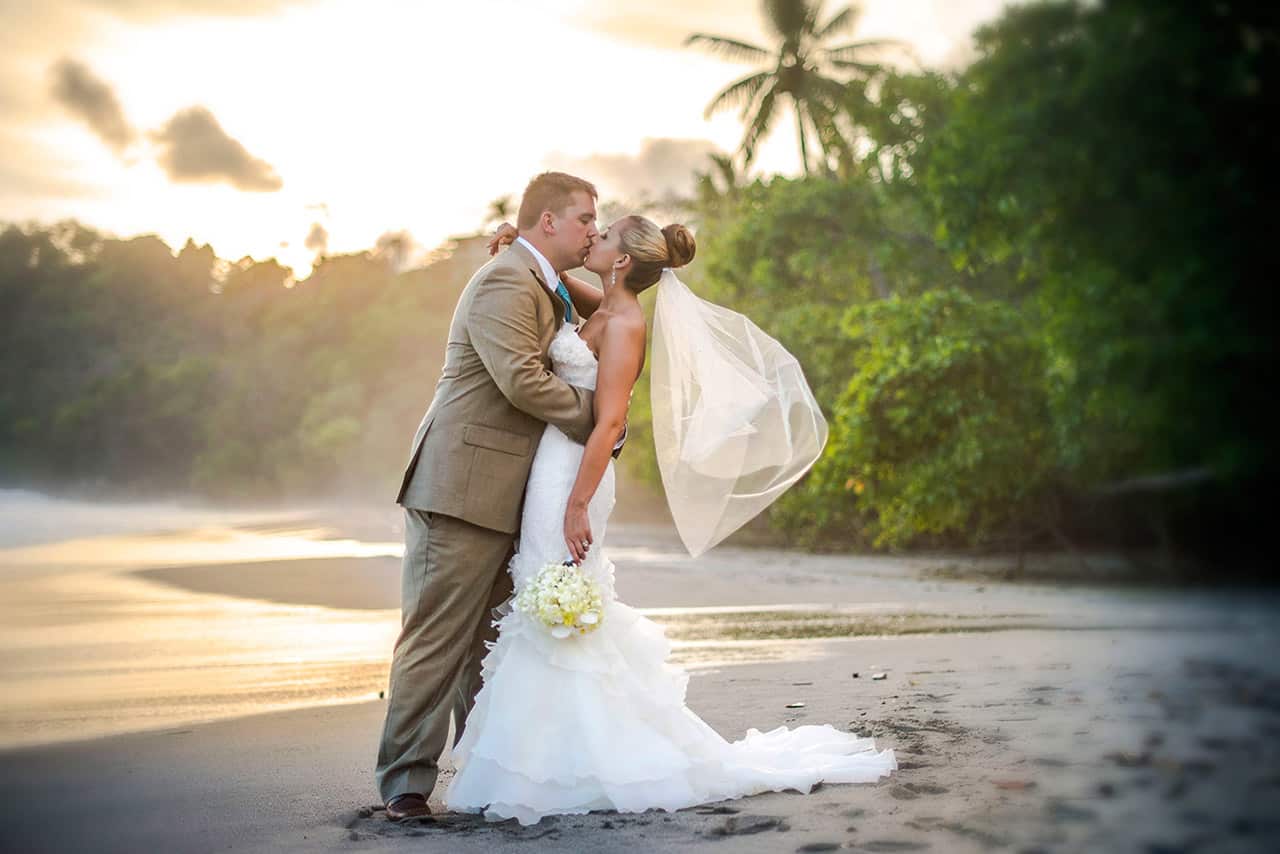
[377,241,594,804]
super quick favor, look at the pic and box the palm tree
[687,1,901,174]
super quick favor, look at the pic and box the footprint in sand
[905,782,949,795]
[891,782,949,799]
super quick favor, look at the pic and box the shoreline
[5,485,1217,589]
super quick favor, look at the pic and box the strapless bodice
[549,324,598,389]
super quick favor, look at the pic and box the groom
[375,172,602,819]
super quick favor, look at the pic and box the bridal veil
[650,270,828,556]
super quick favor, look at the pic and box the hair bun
[662,224,696,269]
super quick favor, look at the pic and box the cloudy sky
[0,0,1010,273]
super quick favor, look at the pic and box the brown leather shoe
[385,793,432,821]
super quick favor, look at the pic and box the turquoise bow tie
[554,278,573,322]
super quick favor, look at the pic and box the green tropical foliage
[775,290,1053,549]
[679,0,1274,564]
[922,0,1275,488]
[0,222,490,498]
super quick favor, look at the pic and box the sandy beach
[1,493,1278,852]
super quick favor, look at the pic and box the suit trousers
[375,508,515,804]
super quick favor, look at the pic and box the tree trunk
[796,107,811,175]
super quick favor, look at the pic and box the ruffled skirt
[445,593,897,825]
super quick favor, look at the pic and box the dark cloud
[149,106,282,192]
[48,58,136,152]
[41,56,283,194]
[546,137,725,203]
[304,221,328,255]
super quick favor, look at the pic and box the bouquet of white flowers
[514,561,604,639]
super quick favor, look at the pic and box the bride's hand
[564,501,593,564]
[487,222,518,256]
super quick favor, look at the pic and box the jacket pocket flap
[462,424,531,456]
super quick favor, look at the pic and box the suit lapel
[507,241,565,327]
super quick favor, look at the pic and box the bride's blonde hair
[616,217,696,292]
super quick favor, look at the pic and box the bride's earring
[610,269,617,289]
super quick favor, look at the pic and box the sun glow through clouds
[1,1,1011,273]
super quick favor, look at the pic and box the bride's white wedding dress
[446,325,896,825]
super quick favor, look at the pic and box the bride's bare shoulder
[596,306,646,371]
[604,303,645,341]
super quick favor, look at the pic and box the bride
[445,217,896,825]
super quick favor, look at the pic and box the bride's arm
[488,222,604,319]
[487,222,517,255]
[561,272,603,319]
[563,317,645,563]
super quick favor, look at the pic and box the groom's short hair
[517,172,598,230]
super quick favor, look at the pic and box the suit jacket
[396,241,595,533]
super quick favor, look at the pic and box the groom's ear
[540,210,556,234]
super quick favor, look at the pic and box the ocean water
[0,492,848,748]
[4,490,1273,751]
[0,489,297,549]
[0,492,980,748]
[0,491,407,749]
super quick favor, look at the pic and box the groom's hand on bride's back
[611,421,627,460]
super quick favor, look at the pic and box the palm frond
[685,33,772,64]
[827,58,888,77]
[805,72,854,107]
[710,153,738,184]
[803,2,823,37]
[814,5,857,40]
[763,0,813,41]
[703,71,770,119]
[804,99,854,160]
[739,83,779,164]
[821,38,909,64]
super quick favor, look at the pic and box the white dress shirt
[515,236,560,298]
